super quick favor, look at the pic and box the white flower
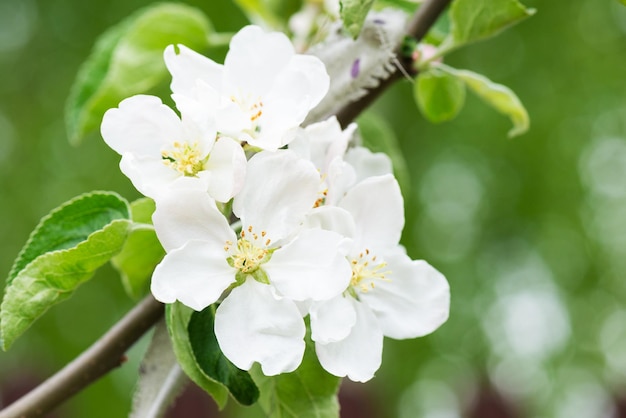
[308,174,450,382]
[150,150,351,375]
[289,116,356,206]
[101,95,246,202]
[289,116,394,206]
[164,25,330,150]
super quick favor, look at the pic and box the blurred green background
[2,0,626,417]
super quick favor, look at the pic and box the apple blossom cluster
[101,25,450,382]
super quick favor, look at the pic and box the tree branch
[334,0,452,127]
[0,1,451,416]
[0,296,164,418]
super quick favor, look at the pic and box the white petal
[215,279,306,375]
[304,206,356,239]
[233,150,319,241]
[119,153,180,198]
[339,174,404,251]
[223,25,294,98]
[344,146,393,182]
[164,44,223,98]
[360,250,450,339]
[289,116,351,173]
[310,296,357,344]
[205,137,247,202]
[151,240,235,311]
[283,54,330,111]
[101,95,182,156]
[325,158,356,206]
[315,299,383,382]
[256,62,327,149]
[215,101,251,139]
[176,83,219,141]
[152,189,235,252]
[266,229,352,301]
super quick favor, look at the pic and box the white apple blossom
[150,150,351,375]
[307,174,450,382]
[289,116,394,206]
[164,25,330,151]
[101,94,246,202]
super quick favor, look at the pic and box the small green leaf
[112,198,165,300]
[621,0,626,6]
[165,302,229,409]
[449,0,535,47]
[66,3,213,145]
[1,192,132,350]
[340,0,376,39]
[357,112,411,195]
[438,64,529,137]
[7,192,130,284]
[188,306,260,406]
[414,69,466,123]
[251,337,341,418]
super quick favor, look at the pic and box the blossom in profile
[307,174,450,382]
[150,150,351,375]
[101,94,246,202]
[164,25,330,151]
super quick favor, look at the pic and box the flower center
[161,141,204,176]
[230,94,264,135]
[225,226,272,277]
[349,249,390,294]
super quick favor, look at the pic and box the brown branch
[0,296,164,418]
[334,0,452,127]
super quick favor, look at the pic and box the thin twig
[334,0,452,127]
[0,296,164,418]
[0,1,452,416]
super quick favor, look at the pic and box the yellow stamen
[161,141,204,176]
[349,248,391,294]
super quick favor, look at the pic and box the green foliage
[112,198,165,300]
[375,0,420,14]
[448,0,535,47]
[340,0,376,39]
[357,112,411,195]
[165,302,230,409]
[251,337,341,418]
[414,69,466,123]
[65,3,213,145]
[233,0,303,29]
[1,192,132,350]
[188,306,260,406]
[438,64,529,137]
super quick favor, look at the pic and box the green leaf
[340,0,376,39]
[112,198,165,300]
[449,0,535,47]
[233,0,302,29]
[357,112,411,195]
[188,306,260,406]
[251,337,341,418]
[438,64,529,137]
[66,3,213,145]
[165,302,229,409]
[414,68,466,123]
[1,192,132,350]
